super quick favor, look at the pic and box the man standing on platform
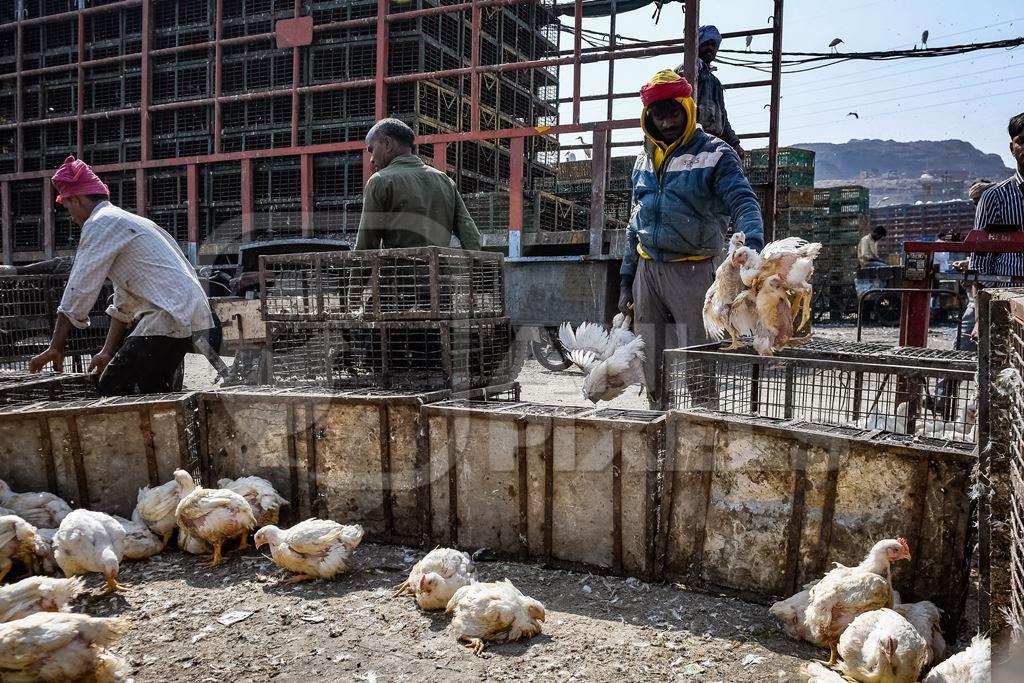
[619,70,764,408]
[676,25,744,158]
[355,118,482,251]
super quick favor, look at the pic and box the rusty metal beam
[311,0,534,33]
[374,0,388,120]
[470,0,481,132]
[240,158,253,242]
[432,143,447,172]
[214,0,224,154]
[681,0,699,90]
[300,154,313,237]
[135,167,145,217]
[42,179,54,259]
[764,0,784,242]
[0,0,140,30]
[509,136,524,258]
[186,164,199,263]
[14,20,22,172]
[139,0,151,163]
[76,8,84,158]
[589,128,608,256]
[290,0,302,148]
[1,181,11,265]
[572,0,582,124]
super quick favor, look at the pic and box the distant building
[869,200,976,253]
[920,169,970,200]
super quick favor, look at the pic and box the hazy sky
[559,0,1022,169]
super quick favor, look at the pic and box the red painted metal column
[764,0,784,242]
[432,143,447,172]
[240,158,254,242]
[214,0,224,153]
[589,128,607,256]
[571,0,582,124]
[76,9,85,158]
[14,20,23,172]
[374,0,388,119]
[42,179,55,259]
[139,0,151,163]
[300,153,314,237]
[681,0,699,91]
[1,181,12,265]
[469,0,480,132]
[186,164,199,263]
[508,136,524,258]
[290,0,302,148]
[135,168,146,217]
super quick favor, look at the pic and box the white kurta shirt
[57,201,212,338]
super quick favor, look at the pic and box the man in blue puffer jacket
[619,69,764,407]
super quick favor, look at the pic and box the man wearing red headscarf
[29,156,213,395]
[622,70,763,407]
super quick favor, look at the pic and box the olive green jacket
[355,155,482,251]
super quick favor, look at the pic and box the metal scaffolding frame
[0,0,784,264]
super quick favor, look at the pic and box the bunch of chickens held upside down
[703,232,822,356]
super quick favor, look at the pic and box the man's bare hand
[29,347,64,374]
[952,259,969,272]
[88,351,113,376]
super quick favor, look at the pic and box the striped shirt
[969,170,1024,277]
[58,201,212,338]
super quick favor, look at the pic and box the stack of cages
[536,154,637,245]
[664,339,978,452]
[746,147,816,238]
[813,185,870,319]
[261,247,519,392]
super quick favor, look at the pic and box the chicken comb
[898,537,910,555]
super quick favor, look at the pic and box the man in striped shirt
[970,112,1024,275]
[28,156,213,395]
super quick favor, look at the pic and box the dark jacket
[676,61,741,148]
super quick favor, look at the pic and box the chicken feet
[392,579,412,597]
[284,574,316,585]
[104,576,129,592]
[460,636,487,656]
[202,541,224,568]
[161,530,173,549]
[237,533,250,551]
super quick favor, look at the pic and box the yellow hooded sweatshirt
[640,69,698,173]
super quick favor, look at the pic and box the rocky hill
[792,139,1011,182]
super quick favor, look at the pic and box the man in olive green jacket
[355,118,482,251]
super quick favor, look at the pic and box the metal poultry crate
[0,372,97,405]
[665,340,978,447]
[267,317,518,392]
[1006,295,1024,642]
[259,247,505,321]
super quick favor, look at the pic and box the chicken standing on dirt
[394,547,476,610]
[446,579,545,655]
[893,601,945,667]
[253,518,363,583]
[0,515,39,583]
[134,469,195,548]
[837,608,928,683]
[175,481,256,567]
[921,635,989,682]
[0,611,129,682]
[802,538,913,666]
[0,576,83,623]
[112,515,163,561]
[702,232,760,349]
[53,509,128,593]
[0,480,72,530]
[218,475,290,527]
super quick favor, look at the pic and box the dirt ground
[78,543,819,683]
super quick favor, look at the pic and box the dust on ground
[80,543,817,683]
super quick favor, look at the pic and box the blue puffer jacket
[620,128,764,281]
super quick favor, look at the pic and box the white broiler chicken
[800,661,847,682]
[558,320,614,372]
[608,312,638,348]
[770,579,826,646]
[31,529,59,577]
[922,634,990,683]
[112,516,163,561]
[741,236,822,323]
[177,527,211,555]
[253,518,363,583]
[0,480,72,529]
[703,233,760,349]
[0,576,84,623]
[394,547,476,611]
[893,601,945,667]
[217,476,289,527]
[753,274,795,356]
[838,608,928,683]
[53,510,127,593]
[579,336,646,403]
[803,538,913,666]
[0,611,129,683]
[175,481,256,567]
[446,579,545,655]
[863,403,910,435]
[134,468,195,548]
[0,515,39,583]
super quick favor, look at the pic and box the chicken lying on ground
[752,274,795,356]
[134,469,195,548]
[217,476,289,527]
[175,480,256,567]
[837,608,928,683]
[893,601,945,667]
[112,516,163,561]
[254,519,363,583]
[446,579,545,655]
[0,515,39,583]
[800,661,846,682]
[177,527,211,555]
[922,635,990,683]
[53,510,127,593]
[741,235,822,325]
[703,232,760,349]
[394,547,476,611]
[0,611,129,682]
[0,576,84,623]
[558,316,646,403]
[0,480,72,529]
[802,538,913,666]
[31,529,59,577]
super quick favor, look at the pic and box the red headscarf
[51,155,110,204]
[640,74,693,106]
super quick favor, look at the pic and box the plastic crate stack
[744,147,817,239]
[812,185,871,292]
[261,247,516,392]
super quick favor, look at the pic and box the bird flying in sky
[847,112,859,119]
[921,30,929,48]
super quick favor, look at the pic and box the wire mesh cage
[260,247,505,321]
[0,371,97,405]
[1008,297,1024,641]
[665,340,978,448]
[267,317,517,392]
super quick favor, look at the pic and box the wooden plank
[304,402,320,519]
[611,428,623,574]
[65,415,89,507]
[447,413,459,546]
[378,404,395,537]
[37,416,58,495]
[516,417,529,561]
[139,406,160,486]
[782,444,809,596]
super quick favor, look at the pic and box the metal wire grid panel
[665,341,978,447]
[1009,301,1024,642]
[0,372,97,405]
[267,317,517,392]
[260,248,505,321]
